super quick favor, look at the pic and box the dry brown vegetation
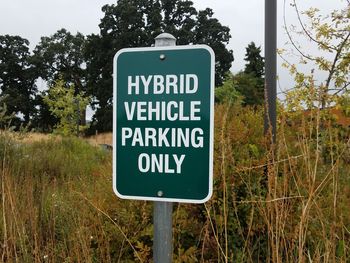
[0,104,349,262]
[8,131,113,147]
[85,132,113,146]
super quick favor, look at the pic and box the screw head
[157,190,163,197]
[159,54,166,60]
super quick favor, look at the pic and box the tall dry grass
[0,103,349,262]
[85,132,113,146]
[203,103,350,262]
[0,132,151,262]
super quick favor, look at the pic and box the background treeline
[0,0,269,135]
[1,0,264,135]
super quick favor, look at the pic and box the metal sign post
[264,0,277,142]
[153,33,176,263]
[113,32,214,262]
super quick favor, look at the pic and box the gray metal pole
[264,0,277,143]
[153,201,173,262]
[153,32,176,263]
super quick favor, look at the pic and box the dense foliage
[215,42,265,106]
[43,78,90,136]
[0,35,37,126]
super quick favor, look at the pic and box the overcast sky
[0,0,347,96]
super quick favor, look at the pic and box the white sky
[0,0,347,117]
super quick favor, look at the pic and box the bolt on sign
[113,45,214,203]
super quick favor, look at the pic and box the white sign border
[113,44,214,204]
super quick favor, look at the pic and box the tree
[32,29,86,91]
[84,0,159,132]
[161,0,197,44]
[43,78,90,136]
[0,95,15,129]
[194,8,233,85]
[85,0,234,132]
[32,29,87,128]
[244,42,264,78]
[233,42,265,106]
[0,35,37,126]
[31,92,58,132]
[234,72,264,106]
[282,0,350,110]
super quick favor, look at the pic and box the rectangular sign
[113,45,214,203]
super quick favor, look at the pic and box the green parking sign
[113,45,214,203]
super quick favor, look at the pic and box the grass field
[1,104,349,262]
